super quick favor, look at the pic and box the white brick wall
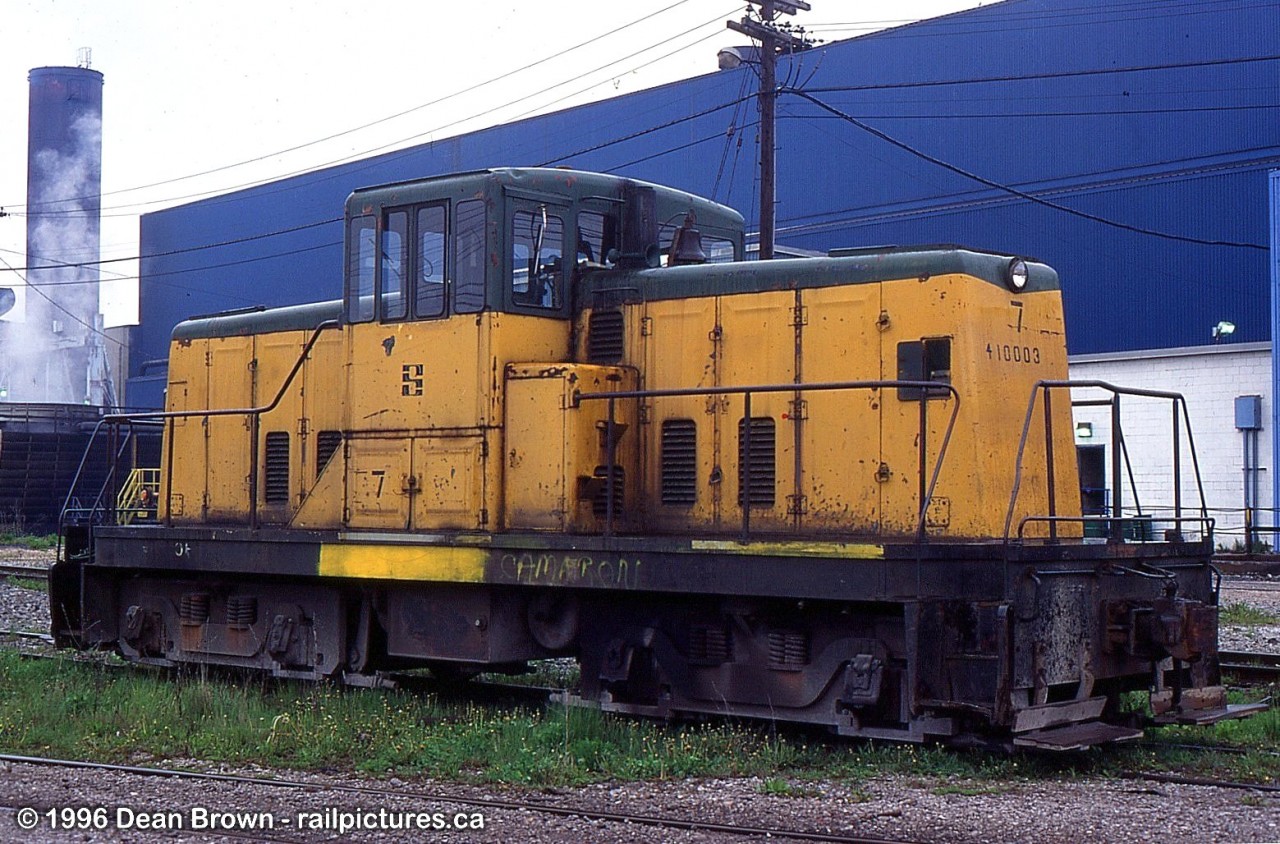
[1068,343,1271,549]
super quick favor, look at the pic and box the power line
[539,93,757,166]
[0,216,341,273]
[7,0,715,214]
[788,102,1279,119]
[14,49,1273,222]
[10,8,743,221]
[801,54,1280,96]
[0,253,126,349]
[782,88,1268,251]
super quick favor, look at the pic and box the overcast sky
[1,0,986,326]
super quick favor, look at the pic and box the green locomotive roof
[584,247,1059,303]
[172,299,343,341]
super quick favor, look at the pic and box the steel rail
[0,563,50,581]
[0,753,912,844]
[1218,650,1280,683]
[1120,770,1280,793]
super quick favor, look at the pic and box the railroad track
[1219,650,1280,683]
[0,753,908,844]
[0,562,49,581]
[1220,577,1280,593]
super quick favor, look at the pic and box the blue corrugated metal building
[130,0,1280,407]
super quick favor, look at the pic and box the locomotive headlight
[1005,258,1029,292]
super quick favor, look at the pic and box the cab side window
[416,205,446,319]
[454,199,486,314]
[380,211,409,321]
[511,207,563,309]
[345,215,376,323]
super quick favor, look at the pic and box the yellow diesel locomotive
[53,168,1261,749]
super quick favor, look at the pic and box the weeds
[0,533,57,551]
[1221,601,1280,627]
[0,653,1275,788]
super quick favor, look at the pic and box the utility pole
[728,0,813,260]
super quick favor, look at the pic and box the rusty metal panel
[344,438,412,529]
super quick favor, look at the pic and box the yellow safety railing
[117,468,161,525]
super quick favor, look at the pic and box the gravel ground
[0,759,1274,844]
[0,553,1277,843]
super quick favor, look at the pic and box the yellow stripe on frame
[689,540,884,559]
[319,544,487,582]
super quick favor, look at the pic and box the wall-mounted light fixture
[1212,321,1236,343]
[1075,422,1093,439]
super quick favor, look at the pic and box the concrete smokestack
[18,63,107,405]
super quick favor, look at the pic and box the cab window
[380,210,409,321]
[577,210,619,267]
[416,205,446,319]
[345,214,376,323]
[512,207,563,309]
[454,199,486,314]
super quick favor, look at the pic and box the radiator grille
[737,416,776,507]
[660,418,697,506]
[591,465,625,518]
[316,430,343,476]
[264,432,290,504]
[587,309,625,363]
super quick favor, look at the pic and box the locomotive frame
[53,168,1263,751]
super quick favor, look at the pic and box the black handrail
[59,319,339,533]
[1003,380,1209,544]
[575,379,960,540]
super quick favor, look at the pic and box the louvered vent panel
[689,624,732,664]
[316,430,343,476]
[660,418,697,506]
[767,630,809,669]
[591,465,625,517]
[587,309,625,363]
[264,432,291,504]
[737,417,776,507]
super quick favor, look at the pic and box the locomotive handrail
[70,319,340,531]
[1003,380,1209,545]
[575,379,960,541]
[1014,514,1216,542]
[58,417,165,533]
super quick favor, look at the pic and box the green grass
[0,533,57,551]
[1221,601,1280,627]
[757,776,821,798]
[0,653,1275,788]
[7,577,46,592]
